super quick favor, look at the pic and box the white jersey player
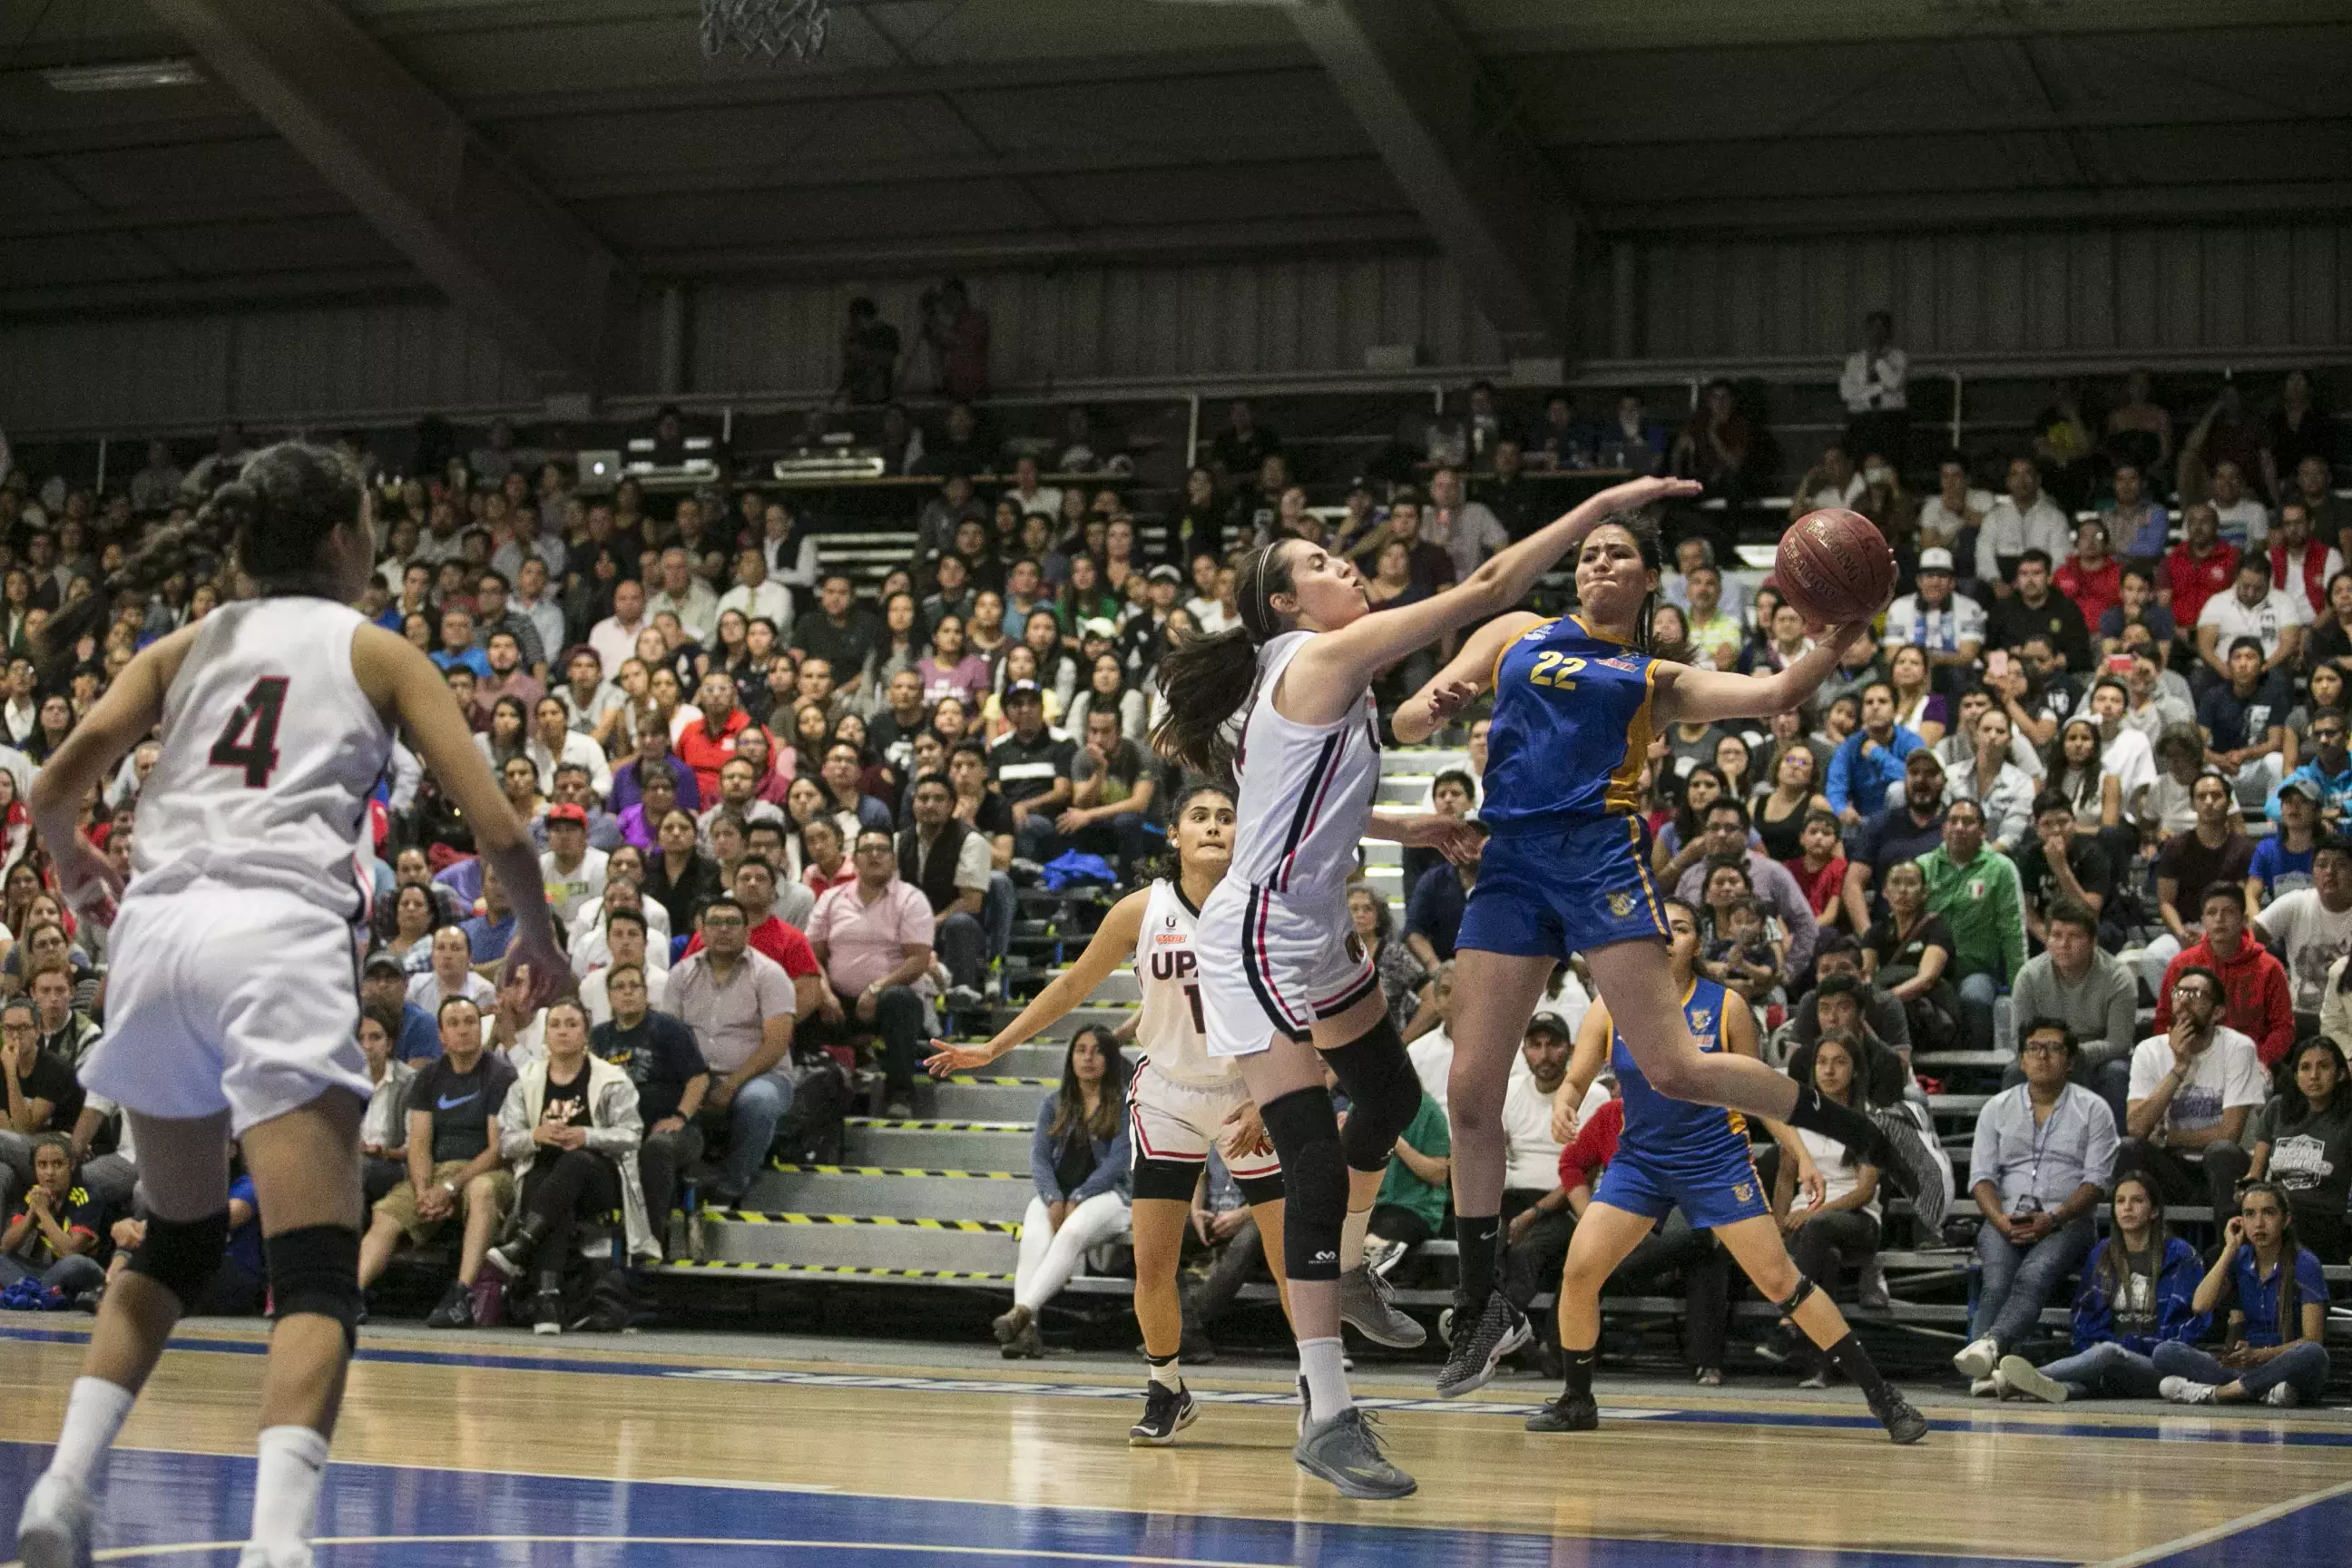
[1144,486,1698,1498]
[929,785,1289,1445]
[16,443,565,1568]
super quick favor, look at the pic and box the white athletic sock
[46,1377,135,1486]
[1146,1355,1182,1391]
[247,1426,331,1556]
[1299,1337,1351,1424]
[1339,1206,1371,1274]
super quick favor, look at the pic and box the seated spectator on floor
[806,831,936,1116]
[2152,883,2295,1070]
[2155,1182,2331,1406]
[2243,1037,2352,1263]
[64,1091,136,1223]
[358,997,519,1329]
[2008,903,2137,1115]
[592,963,710,1252]
[1918,800,2025,1054]
[898,773,995,1013]
[0,1134,106,1300]
[994,1027,1132,1359]
[1406,821,1485,969]
[1954,1019,2119,1385]
[1,997,83,1212]
[2196,638,2288,810]
[988,682,1074,866]
[1175,1153,1269,1361]
[666,897,797,1207]
[2120,968,2259,1218]
[1997,1172,2206,1403]
[485,999,659,1329]
[1764,1033,1882,1385]
[2255,837,2352,1024]
[1671,799,1818,977]
[1361,1087,1451,1282]
[1859,862,1959,1054]
[358,1003,417,1205]
[1825,682,1922,829]
[407,925,496,1017]
[1056,708,1159,880]
[1784,976,1910,1108]
[2141,770,2256,995]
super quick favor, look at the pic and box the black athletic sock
[1561,1347,1596,1403]
[1455,1213,1501,1307]
[1787,1083,1886,1161]
[1822,1331,1891,1404]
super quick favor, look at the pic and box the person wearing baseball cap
[360,952,445,1064]
[540,801,610,926]
[989,680,1077,867]
[1883,544,1986,680]
[1494,1009,1584,1370]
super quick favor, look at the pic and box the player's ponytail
[1150,541,1298,776]
[41,440,362,667]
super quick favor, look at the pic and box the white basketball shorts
[1128,1058,1280,1180]
[1193,881,1377,1059]
[82,885,371,1136]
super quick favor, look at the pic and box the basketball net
[701,0,831,63]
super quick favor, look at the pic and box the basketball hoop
[701,0,831,63]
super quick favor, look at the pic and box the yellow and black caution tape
[662,1260,1014,1282]
[772,1162,1025,1180]
[940,1074,1055,1086]
[848,1118,1031,1132]
[706,1211,1020,1234]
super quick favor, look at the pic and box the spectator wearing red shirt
[1556,1093,1625,1196]
[675,671,755,803]
[2055,518,2122,632]
[1787,809,1849,928]
[2161,504,2239,631]
[2152,881,2296,1067]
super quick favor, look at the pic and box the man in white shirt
[1975,458,2073,590]
[1006,455,1061,519]
[2268,499,2341,619]
[2120,966,2259,1218]
[538,804,610,926]
[570,875,673,978]
[1661,536,1749,624]
[1681,564,1743,671]
[511,557,566,670]
[1838,309,1908,463]
[2083,678,2155,823]
[577,907,669,1024]
[2195,554,2307,678]
[1882,548,1986,677]
[2208,460,2270,551]
[589,578,650,679]
[1,658,36,748]
[717,547,793,636]
[1917,458,1995,553]
[2253,842,2352,1015]
[647,546,720,645]
[1496,1014,1584,1349]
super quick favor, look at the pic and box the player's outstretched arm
[1393,612,1543,744]
[1291,477,1702,712]
[353,624,564,1008]
[925,887,1150,1075]
[1654,613,1879,726]
[29,625,203,911]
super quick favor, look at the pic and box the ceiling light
[42,58,205,93]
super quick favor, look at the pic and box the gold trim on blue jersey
[1604,661,1661,815]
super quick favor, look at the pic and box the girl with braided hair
[15,442,568,1568]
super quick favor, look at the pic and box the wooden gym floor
[3,1315,2348,1566]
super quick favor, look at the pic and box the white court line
[1,1536,1296,1567]
[2080,1477,2352,1568]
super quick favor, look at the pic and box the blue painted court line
[5,1321,2347,1452]
[0,1442,2068,1568]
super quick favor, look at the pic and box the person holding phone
[2154,1181,2331,1406]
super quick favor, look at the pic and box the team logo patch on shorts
[1733,1182,1753,1203]
[1608,890,1637,918]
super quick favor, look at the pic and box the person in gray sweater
[2006,902,2136,1122]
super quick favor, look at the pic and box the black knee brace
[1770,1272,1818,1321]
[127,1210,228,1314]
[266,1225,364,1353]
[1321,1019,1420,1174]
[1260,1087,1345,1282]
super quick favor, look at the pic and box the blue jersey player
[1395,506,1915,1415]
[1539,899,1924,1441]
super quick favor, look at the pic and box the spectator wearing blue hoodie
[1993,1172,2207,1402]
[1826,682,1923,826]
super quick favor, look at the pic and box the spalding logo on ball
[1776,508,1897,628]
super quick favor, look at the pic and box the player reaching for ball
[15,444,567,1568]
[926,784,1293,1446]
[1395,505,1906,1401]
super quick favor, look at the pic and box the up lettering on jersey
[1147,948,1198,981]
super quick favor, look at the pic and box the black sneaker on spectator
[531,1278,565,1337]
[425,1279,474,1329]
[1129,1381,1198,1446]
[1008,858,1044,885]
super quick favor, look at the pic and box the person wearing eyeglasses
[1951,1018,2119,1387]
[2117,966,2261,1222]
[806,831,938,1120]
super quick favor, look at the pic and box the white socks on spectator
[247,1426,330,1559]
[1298,1337,1350,1424]
[1339,1206,1371,1274]
[47,1377,135,1487]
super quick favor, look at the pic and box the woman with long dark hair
[1994,1172,2205,1402]
[2244,1035,2352,1262]
[1153,473,1692,1497]
[475,695,532,774]
[2155,1181,2332,1406]
[1396,498,1916,1433]
[13,442,564,1567]
[995,1025,1132,1359]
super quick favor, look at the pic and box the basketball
[1776,507,1897,627]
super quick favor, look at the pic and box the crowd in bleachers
[0,293,2345,1392]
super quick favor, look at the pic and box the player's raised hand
[1590,475,1704,515]
[51,830,123,922]
[926,1039,993,1076]
[502,926,570,1013]
[1420,678,1478,728]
